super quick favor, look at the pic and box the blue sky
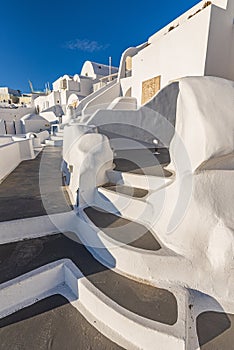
[0,0,199,92]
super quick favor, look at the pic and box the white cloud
[65,39,109,52]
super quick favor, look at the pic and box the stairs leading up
[45,130,64,146]
[0,234,186,350]
[113,148,172,177]
[102,182,148,198]
[0,234,175,323]
[1,131,233,349]
[84,206,160,251]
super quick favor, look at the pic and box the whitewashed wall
[80,61,96,79]
[52,77,61,91]
[0,107,34,121]
[0,142,20,182]
[47,91,60,107]
[0,139,34,183]
[81,82,121,118]
[79,77,93,96]
[83,81,179,147]
[67,79,80,91]
[22,119,50,133]
[73,80,117,118]
[126,6,211,104]
[34,92,61,112]
[205,2,234,81]
[34,95,47,112]
[0,136,13,145]
[0,120,5,134]
[18,139,35,160]
[119,1,234,105]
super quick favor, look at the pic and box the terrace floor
[0,147,71,222]
[0,145,233,349]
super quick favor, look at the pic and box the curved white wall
[73,79,117,118]
[130,7,211,104]
[81,61,96,79]
[84,81,179,147]
[0,139,35,183]
[80,82,121,119]
[168,77,234,173]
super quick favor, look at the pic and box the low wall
[81,82,121,119]
[22,119,50,133]
[107,97,137,110]
[0,120,5,134]
[74,79,117,117]
[0,107,35,134]
[36,130,50,144]
[0,107,35,121]
[85,81,179,148]
[18,139,35,160]
[0,139,35,183]
[4,121,16,134]
[0,142,20,182]
[0,136,13,145]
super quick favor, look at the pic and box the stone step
[76,208,191,286]
[102,164,174,227]
[113,148,172,177]
[99,129,158,151]
[187,289,234,350]
[0,234,175,324]
[2,243,232,350]
[101,182,148,198]
[106,169,173,191]
[54,131,64,136]
[50,134,63,140]
[83,206,160,251]
[114,159,172,177]
[45,139,63,146]
[97,184,149,224]
[0,234,185,349]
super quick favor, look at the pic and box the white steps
[0,259,187,350]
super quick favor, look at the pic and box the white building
[118,0,234,105]
[0,1,234,349]
[0,87,21,104]
[70,0,234,123]
[34,61,118,114]
[21,111,58,133]
[81,61,118,80]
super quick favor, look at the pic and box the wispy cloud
[64,38,109,52]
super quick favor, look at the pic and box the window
[60,79,67,89]
[125,56,132,77]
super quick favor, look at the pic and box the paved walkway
[0,147,71,222]
[0,233,177,325]
[0,295,123,350]
[0,146,233,349]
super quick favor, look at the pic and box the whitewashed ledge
[0,259,187,350]
[0,212,69,244]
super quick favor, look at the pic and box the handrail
[73,79,117,117]
[99,73,119,82]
